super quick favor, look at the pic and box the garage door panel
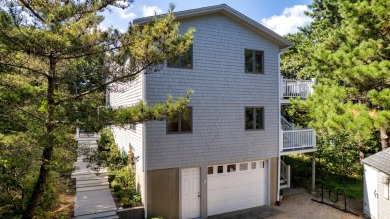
[208,189,224,203]
[208,202,224,216]
[207,160,267,216]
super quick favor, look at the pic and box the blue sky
[101,0,313,36]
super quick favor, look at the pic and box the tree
[0,1,194,217]
[283,0,389,175]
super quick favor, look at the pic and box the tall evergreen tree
[286,0,389,166]
[0,1,194,217]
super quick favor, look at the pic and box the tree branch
[19,0,46,24]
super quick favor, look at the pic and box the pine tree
[0,1,194,217]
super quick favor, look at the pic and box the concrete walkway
[208,206,283,219]
[72,134,118,219]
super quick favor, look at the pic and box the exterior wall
[147,168,179,219]
[378,171,390,219]
[269,157,278,206]
[108,75,145,201]
[145,14,280,170]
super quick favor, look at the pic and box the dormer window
[245,49,263,73]
[167,45,193,69]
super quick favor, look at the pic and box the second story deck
[280,117,316,155]
[280,77,315,103]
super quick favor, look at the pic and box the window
[217,166,223,174]
[239,163,248,171]
[245,49,263,73]
[245,107,264,130]
[208,167,214,175]
[227,164,236,172]
[167,45,193,69]
[251,162,257,169]
[167,107,192,133]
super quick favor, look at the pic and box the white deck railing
[281,77,315,99]
[280,159,291,188]
[282,129,316,150]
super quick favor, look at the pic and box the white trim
[281,148,317,156]
[142,72,147,219]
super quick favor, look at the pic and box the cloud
[261,5,312,36]
[117,9,136,19]
[142,5,163,17]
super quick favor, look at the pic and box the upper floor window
[167,107,192,133]
[245,49,263,73]
[167,45,193,69]
[245,107,264,130]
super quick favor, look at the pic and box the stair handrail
[281,116,293,130]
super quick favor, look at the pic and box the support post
[311,152,316,194]
[76,127,80,139]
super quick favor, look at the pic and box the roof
[133,4,291,49]
[362,148,390,175]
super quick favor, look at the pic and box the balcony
[281,77,315,100]
[280,117,316,154]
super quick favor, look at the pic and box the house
[108,4,317,219]
[361,148,390,219]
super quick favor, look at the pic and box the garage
[207,160,267,216]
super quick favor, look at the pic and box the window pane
[208,167,213,175]
[255,51,263,73]
[181,46,192,68]
[180,107,192,132]
[167,111,179,133]
[251,162,257,169]
[217,166,223,173]
[239,163,248,171]
[255,108,263,129]
[227,164,236,172]
[245,50,253,72]
[245,108,254,129]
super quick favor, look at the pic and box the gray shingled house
[361,148,390,219]
[108,4,317,219]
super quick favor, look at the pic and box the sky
[101,0,314,36]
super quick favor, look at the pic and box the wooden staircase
[72,135,118,219]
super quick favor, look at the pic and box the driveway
[269,192,364,219]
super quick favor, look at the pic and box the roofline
[133,4,291,49]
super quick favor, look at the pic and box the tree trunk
[380,128,389,150]
[358,141,365,160]
[22,56,56,219]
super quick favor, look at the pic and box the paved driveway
[269,192,364,219]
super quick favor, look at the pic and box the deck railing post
[287,165,291,188]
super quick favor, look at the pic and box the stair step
[76,181,109,188]
[76,185,109,192]
[77,175,109,181]
[72,171,107,178]
[77,178,108,185]
[74,210,117,219]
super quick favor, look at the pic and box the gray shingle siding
[145,14,280,170]
[378,171,390,219]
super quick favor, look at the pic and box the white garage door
[207,160,267,216]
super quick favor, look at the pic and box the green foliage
[282,0,389,179]
[285,155,363,199]
[85,129,141,208]
[0,1,194,217]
